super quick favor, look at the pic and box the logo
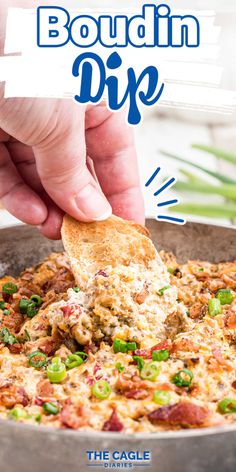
[86,450,151,469]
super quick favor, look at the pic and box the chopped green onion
[35,414,42,423]
[115,362,125,373]
[2,282,18,295]
[0,328,17,345]
[198,268,204,272]
[47,357,67,383]
[126,341,137,351]
[8,407,28,421]
[43,402,59,415]
[113,339,128,354]
[26,302,39,318]
[73,287,81,293]
[133,355,145,371]
[140,361,161,381]
[167,267,174,274]
[24,329,31,341]
[19,299,31,314]
[208,298,222,317]
[65,354,84,369]
[216,289,234,306]
[0,301,5,310]
[92,380,111,400]
[153,390,171,405]
[3,309,10,316]
[74,351,88,360]
[28,351,47,369]
[152,349,169,362]
[30,295,42,307]
[157,285,172,296]
[172,369,193,387]
[218,398,236,414]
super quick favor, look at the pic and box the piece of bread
[61,215,163,282]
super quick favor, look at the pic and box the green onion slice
[157,285,172,296]
[140,361,161,381]
[26,302,39,318]
[19,299,31,314]
[30,295,42,307]
[0,301,6,310]
[208,298,222,317]
[65,354,84,370]
[0,328,17,345]
[133,355,145,371]
[126,341,137,351]
[3,309,10,316]
[43,402,59,415]
[115,362,125,373]
[8,407,28,421]
[74,351,88,360]
[218,398,236,414]
[172,369,194,387]
[47,357,67,383]
[216,289,234,306]
[28,351,47,369]
[73,287,81,293]
[2,282,18,295]
[152,349,169,362]
[92,380,111,400]
[113,339,128,354]
[153,390,171,406]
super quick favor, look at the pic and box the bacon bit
[60,404,83,429]
[39,334,62,355]
[61,304,82,318]
[225,311,236,329]
[102,410,124,432]
[96,270,108,277]
[84,343,98,355]
[2,312,24,334]
[189,303,206,320]
[134,340,172,359]
[172,338,200,353]
[133,285,149,305]
[125,389,149,400]
[8,343,24,354]
[232,381,236,390]
[211,347,232,371]
[0,385,29,408]
[222,274,236,290]
[34,396,44,406]
[148,402,209,427]
[36,379,54,397]
[116,374,155,394]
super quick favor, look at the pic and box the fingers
[0,143,48,225]
[34,107,111,222]
[86,107,145,225]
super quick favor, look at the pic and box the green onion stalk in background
[160,145,236,220]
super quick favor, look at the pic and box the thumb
[33,121,112,222]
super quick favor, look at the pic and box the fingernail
[75,184,112,221]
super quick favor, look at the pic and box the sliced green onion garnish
[26,302,39,318]
[73,287,81,293]
[3,309,10,316]
[172,369,193,387]
[30,295,42,307]
[19,299,31,314]
[28,351,47,369]
[2,282,18,295]
[157,285,172,296]
[218,398,236,414]
[167,267,174,274]
[113,339,128,354]
[0,328,17,345]
[208,298,222,317]
[198,268,204,272]
[216,289,234,306]
[8,407,28,421]
[35,414,42,423]
[43,402,59,415]
[152,349,169,362]
[0,301,5,310]
[92,380,111,400]
[115,362,125,373]
[65,354,84,369]
[24,329,31,341]
[126,341,137,351]
[47,357,67,383]
[140,361,161,381]
[133,355,145,371]
[153,390,171,405]
[74,351,88,360]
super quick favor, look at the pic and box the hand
[0,97,145,239]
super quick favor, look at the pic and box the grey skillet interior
[0,220,235,472]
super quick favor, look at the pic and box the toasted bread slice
[61,215,163,283]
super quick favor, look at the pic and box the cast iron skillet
[0,221,235,472]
